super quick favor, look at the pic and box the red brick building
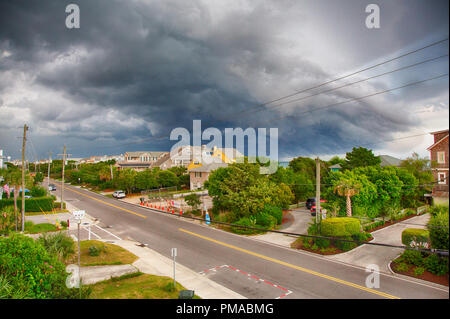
[427,129,449,204]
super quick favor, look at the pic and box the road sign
[171,248,177,257]
[72,210,85,220]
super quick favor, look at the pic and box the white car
[112,190,126,199]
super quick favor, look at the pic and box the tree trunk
[346,194,352,217]
[13,184,18,231]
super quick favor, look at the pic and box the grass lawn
[89,272,201,299]
[24,221,67,234]
[67,240,138,266]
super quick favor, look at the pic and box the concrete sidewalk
[325,214,431,274]
[112,239,246,299]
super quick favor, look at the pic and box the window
[437,152,445,164]
[194,172,202,178]
[438,173,446,184]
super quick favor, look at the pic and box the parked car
[305,198,327,210]
[310,205,325,216]
[112,190,126,199]
[48,184,56,191]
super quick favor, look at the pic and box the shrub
[335,236,357,251]
[396,262,409,272]
[427,211,449,250]
[401,229,430,248]
[351,232,371,243]
[0,233,90,299]
[428,204,449,217]
[314,237,331,249]
[320,217,361,237]
[231,217,259,235]
[424,254,449,276]
[60,221,68,228]
[401,250,424,267]
[30,186,47,197]
[262,205,283,225]
[255,212,277,229]
[88,245,105,256]
[37,232,75,261]
[414,267,425,277]
[363,220,385,232]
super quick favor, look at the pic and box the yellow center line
[179,228,400,299]
[59,183,147,219]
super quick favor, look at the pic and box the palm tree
[334,177,361,217]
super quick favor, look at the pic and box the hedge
[0,197,54,212]
[401,228,430,247]
[427,210,449,250]
[321,217,361,237]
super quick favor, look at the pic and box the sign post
[171,248,177,289]
[72,210,85,288]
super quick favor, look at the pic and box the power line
[266,73,449,124]
[251,38,449,108]
[236,53,449,117]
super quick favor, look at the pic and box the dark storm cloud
[0,0,448,159]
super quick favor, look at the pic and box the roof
[379,155,402,167]
[117,163,152,168]
[429,129,449,135]
[125,151,167,157]
[329,164,342,169]
[188,162,228,173]
[427,134,449,151]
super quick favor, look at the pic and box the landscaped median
[389,205,449,286]
[291,217,373,255]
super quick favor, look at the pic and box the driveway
[251,208,314,247]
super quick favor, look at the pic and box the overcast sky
[0,0,448,162]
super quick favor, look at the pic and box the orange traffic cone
[146,203,149,207]
[180,210,182,215]
[171,209,174,214]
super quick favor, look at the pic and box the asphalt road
[50,180,449,299]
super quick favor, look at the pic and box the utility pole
[58,146,71,211]
[110,164,113,180]
[315,157,321,225]
[21,124,28,232]
[47,151,51,193]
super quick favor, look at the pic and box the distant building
[329,163,342,172]
[427,129,449,204]
[187,145,243,190]
[116,151,168,171]
[189,163,229,190]
[379,155,402,167]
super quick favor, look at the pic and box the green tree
[135,169,158,191]
[344,147,381,169]
[156,170,179,188]
[115,169,137,194]
[34,172,44,185]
